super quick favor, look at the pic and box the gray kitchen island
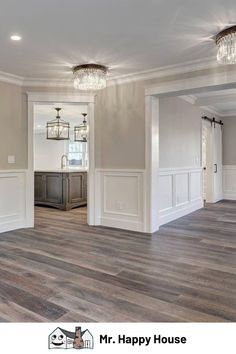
[34,169,87,210]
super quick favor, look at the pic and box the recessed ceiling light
[10,35,22,41]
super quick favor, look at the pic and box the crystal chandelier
[73,64,108,90]
[74,113,88,142]
[46,108,70,140]
[216,26,236,64]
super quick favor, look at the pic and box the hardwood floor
[0,201,236,322]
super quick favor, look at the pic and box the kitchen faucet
[61,154,68,170]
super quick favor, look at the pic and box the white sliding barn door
[212,123,223,202]
[202,120,213,202]
[202,120,223,203]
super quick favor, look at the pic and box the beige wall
[159,96,202,168]
[0,82,27,169]
[1,63,236,171]
[95,81,145,169]
[222,116,236,165]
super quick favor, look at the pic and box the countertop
[35,168,87,173]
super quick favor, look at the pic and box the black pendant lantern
[74,113,88,142]
[46,108,70,140]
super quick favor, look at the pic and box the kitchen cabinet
[34,170,87,210]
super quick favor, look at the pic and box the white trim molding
[223,165,236,200]
[158,167,203,226]
[95,169,146,232]
[27,92,97,229]
[27,92,95,103]
[0,71,23,86]
[0,170,31,233]
[145,69,236,97]
[0,57,220,89]
[145,95,159,233]
[144,64,236,233]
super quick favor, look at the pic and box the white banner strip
[0,323,234,353]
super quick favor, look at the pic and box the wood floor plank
[0,201,236,322]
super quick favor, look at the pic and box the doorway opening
[27,92,96,230]
[33,103,88,224]
[145,83,228,232]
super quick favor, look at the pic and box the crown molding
[26,91,96,103]
[179,95,197,105]
[215,110,236,117]
[179,96,225,117]
[0,56,221,89]
[107,57,218,86]
[23,78,73,88]
[200,106,223,117]
[0,71,23,85]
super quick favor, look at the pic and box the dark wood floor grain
[0,201,236,322]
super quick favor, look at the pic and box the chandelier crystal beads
[73,64,107,90]
[216,26,236,64]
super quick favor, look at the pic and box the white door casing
[145,71,234,233]
[27,92,96,228]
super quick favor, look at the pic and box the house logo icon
[49,326,94,350]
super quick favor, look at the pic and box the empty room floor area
[0,202,235,322]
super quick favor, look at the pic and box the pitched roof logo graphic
[49,326,94,350]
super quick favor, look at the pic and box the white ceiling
[182,88,236,117]
[34,104,87,132]
[0,0,236,80]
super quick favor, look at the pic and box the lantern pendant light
[74,113,88,142]
[46,108,70,140]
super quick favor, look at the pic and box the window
[68,141,87,167]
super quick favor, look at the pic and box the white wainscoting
[223,165,236,200]
[158,167,203,226]
[0,170,29,233]
[95,169,146,232]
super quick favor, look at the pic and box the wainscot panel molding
[0,170,29,233]
[95,169,146,232]
[158,167,203,226]
[223,165,236,200]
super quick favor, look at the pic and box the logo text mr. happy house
[49,326,94,350]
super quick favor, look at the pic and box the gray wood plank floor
[0,201,236,322]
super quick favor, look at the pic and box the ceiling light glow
[10,35,22,41]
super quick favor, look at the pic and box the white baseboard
[0,170,31,234]
[158,167,203,226]
[159,199,203,226]
[95,169,146,232]
[223,165,236,201]
[223,192,236,200]
[100,217,143,232]
[96,167,203,232]
[0,219,27,233]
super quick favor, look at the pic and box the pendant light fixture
[74,113,88,142]
[46,108,70,140]
[216,26,236,64]
[73,64,108,90]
